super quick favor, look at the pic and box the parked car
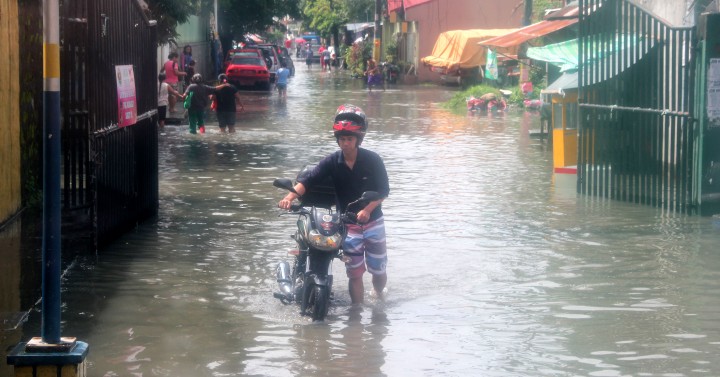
[255,44,282,83]
[225,51,271,90]
[279,47,295,76]
[225,48,258,71]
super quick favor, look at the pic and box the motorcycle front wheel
[308,285,329,322]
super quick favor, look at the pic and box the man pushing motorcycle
[278,104,390,304]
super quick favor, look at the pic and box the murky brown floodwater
[6,65,720,377]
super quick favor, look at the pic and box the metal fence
[62,0,158,248]
[577,0,696,212]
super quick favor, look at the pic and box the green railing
[577,0,696,212]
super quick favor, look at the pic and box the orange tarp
[421,29,518,71]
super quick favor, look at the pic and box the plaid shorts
[343,217,387,278]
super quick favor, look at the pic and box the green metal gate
[577,0,696,212]
[61,0,159,248]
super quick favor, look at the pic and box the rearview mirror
[359,191,382,203]
[273,178,296,193]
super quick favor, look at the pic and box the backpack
[183,90,193,109]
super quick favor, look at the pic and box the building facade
[395,0,523,83]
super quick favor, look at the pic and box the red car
[225,50,271,90]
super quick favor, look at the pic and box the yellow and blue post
[6,1,89,375]
[373,0,382,62]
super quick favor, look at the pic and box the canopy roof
[541,72,579,95]
[526,38,579,72]
[527,34,655,79]
[421,29,518,71]
[479,19,577,48]
[479,3,579,48]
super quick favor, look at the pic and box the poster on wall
[708,58,720,128]
[115,65,137,127]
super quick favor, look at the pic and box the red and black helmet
[333,104,367,143]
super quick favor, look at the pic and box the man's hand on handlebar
[356,209,371,224]
[278,194,297,210]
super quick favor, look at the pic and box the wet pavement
[3,65,720,377]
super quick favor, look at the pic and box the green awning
[526,39,578,72]
[527,35,654,75]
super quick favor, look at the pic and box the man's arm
[356,155,389,223]
[278,183,306,209]
[356,198,384,224]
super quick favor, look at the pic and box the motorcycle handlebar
[278,205,359,224]
[342,212,358,224]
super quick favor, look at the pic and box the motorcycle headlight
[307,229,342,251]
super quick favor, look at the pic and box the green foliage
[219,0,300,40]
[443,83,545,112]
[345,0,374,23]
[343,41,372,77]
[303,0,348,38]
[532,0,565,22]
[529,66,546,86]
[384,37,397,62]
[145,0,197,45]
[442,84,502,111]
[266,30,286,45]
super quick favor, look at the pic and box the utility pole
[7,1,89,374]
[40,0,63,347]
[524,0,533,26]
[374,0,382,61]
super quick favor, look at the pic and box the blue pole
[42,0,61,344]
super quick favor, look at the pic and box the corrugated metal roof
[478,18,578,48]
[541,72,579,94]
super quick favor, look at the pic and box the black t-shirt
[216,84,239,112]
[185,84,216,110]
[298,148,390,220]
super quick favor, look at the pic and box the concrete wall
[0,0,21,224]
[405,0,523,83]
[635,0,695,27]
[158,14,216,87]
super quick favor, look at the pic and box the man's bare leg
[349,276,364,304]
[372,274,387,301]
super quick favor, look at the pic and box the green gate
[694,13,720,215]
[577,0,696,212]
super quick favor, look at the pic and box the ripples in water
[31,67,720,376]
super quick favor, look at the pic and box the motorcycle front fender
[307,273,330,287]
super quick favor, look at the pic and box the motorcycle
[381,62,400,84]
[272,171,381,322]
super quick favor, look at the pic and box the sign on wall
[115,65,137,127]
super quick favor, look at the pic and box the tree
[216,0,300,41]
[144,0,301,46]
[145,0,197,46]
[303,0,348,37]
[344,0,374,23]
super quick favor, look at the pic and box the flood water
[9,66,720,377]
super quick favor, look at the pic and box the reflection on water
[8,67,720,376]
